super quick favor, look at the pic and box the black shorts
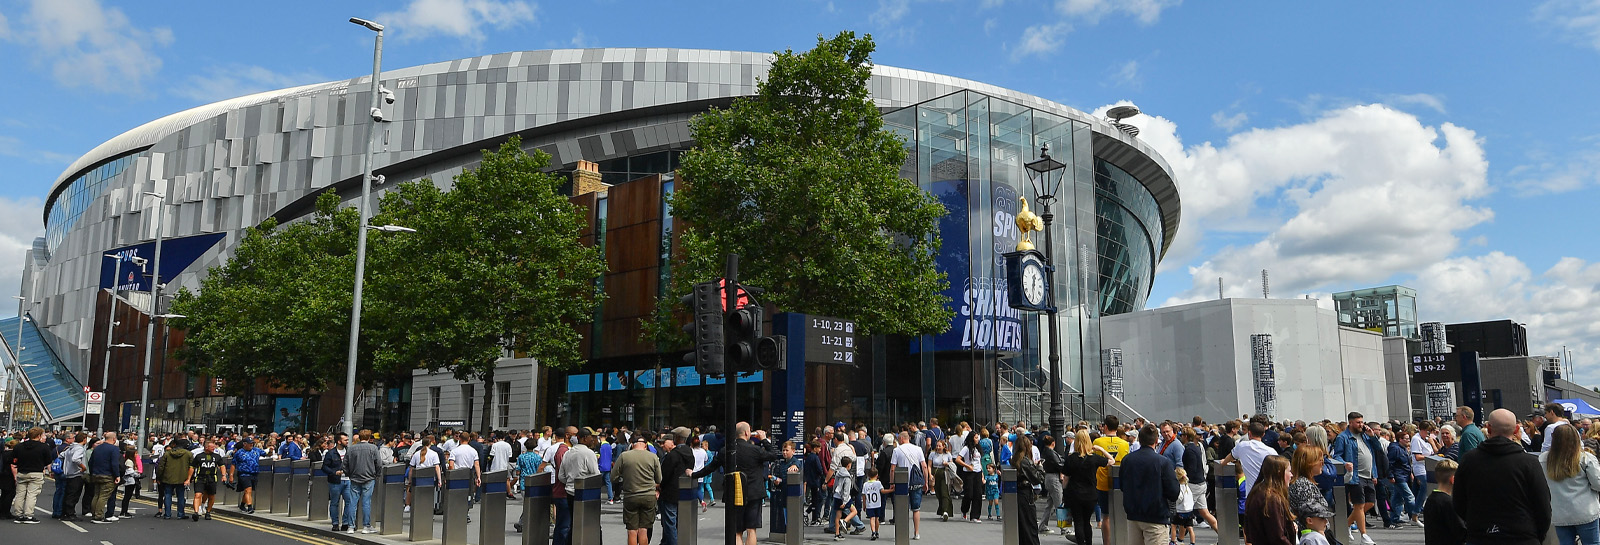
[1345,483,1376,504]
[236,474,257,490]
[199,482,219,496]
[734,503,762,531]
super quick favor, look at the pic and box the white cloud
[0,135,74,165]
[1096,102,1494,305]
[981,0,1006,8]
[1507,142,1600,195]
[871,0,912,25]
[1415,253,1600,386]
[173,65,327,105]
[1012,22,1071,61]
[1536,0,1600,52]
[569,28,591,48]
[1110,60,1142,89]
[2,0,173,93]
[1056,0,1180,24]
[1384,93,1447,114]
[379,0,537,40]
[0,11,10,38]
[0,196,44,317]
[1211,110,1249,131]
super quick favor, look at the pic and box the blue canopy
[1555,399,1600,418]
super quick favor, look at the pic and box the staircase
[997,365,1046,425]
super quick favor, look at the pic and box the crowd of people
[0,402,1592,545]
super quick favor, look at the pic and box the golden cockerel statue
[1015,196,1044,251]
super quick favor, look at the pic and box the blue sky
[2,0,1599,382]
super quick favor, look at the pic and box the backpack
[50,454,65,477]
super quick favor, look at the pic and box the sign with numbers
[1409,353,1462,383]
[803,316,857,365]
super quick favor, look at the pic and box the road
[6,496,344,545]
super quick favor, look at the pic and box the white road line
[62,520,88,533]
[102,541,114,545]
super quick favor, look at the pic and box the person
[1422,459,1465,545]
[928,440,955,523]
[1456,408,1552,545]
[1288,444,1333,529]
[983,463,1001,520]
[487,432,514,501]
[0,438,15,520]
[1295,497,1334,545]
[955,428,986,524]
[1172,468,1196,545]
[1121,425,1181,545]
[688,422,785,545]
[1094,416,1131,545]
[804,440,826,525]
[1037,434,1066,534]
[1243,455,1295,545]
[1064,430,1110,545]
[691,435,712,513]
[889,430,931,540]
[862,467,885,540]
[189,440,225,522]
[1409,422,1437,524]
[1179,427,1219,532]
[319,436,352,531]
[1544,402,1572,453]
[833,457,858,541]
[55,432,87,521]
[598,434,617,504]
[1014,435,1046,545]
[657,427,695,545]
[1221,418,1279,496]
[1329,412,1383,545]
[548,427,574,545]
[407,437,443,515]
[1439,427,1460,461]
[10,428,50,523]
[230,438,264,513]
[510,440,544,534]
[1540,424,1600,545]
[558,428,601,545]
[1384,428,1416,529]
[613,434,662,545]
[447,431,483,516]
[829,432,866,535]
[155,434,193,519]
[347,430,381,534]
[1455,407,1485,456]
[86,432,122,523]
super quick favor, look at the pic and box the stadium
[3,47,1179,433]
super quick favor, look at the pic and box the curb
[213,508,397,545]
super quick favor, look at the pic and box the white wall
[410,358,537,431]
[1100,298,1389,423]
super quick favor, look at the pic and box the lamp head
[349,17,385,32]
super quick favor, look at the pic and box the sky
[1,0,1598,383]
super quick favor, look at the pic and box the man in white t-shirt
[1541,402,1569,452]
[447,440,483,507]
[1220,420,1277,493]
[889,431,932,539]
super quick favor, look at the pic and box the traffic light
[680,281,724,376]
[755,335,786,371]
[728,303,763,371]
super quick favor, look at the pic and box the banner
[1251,334,1277,418]
[1101,348,1124,400]
[1427,383,1455,420]
[99,232,227,291]
[272,397,305,433]
[920,178,1027,353]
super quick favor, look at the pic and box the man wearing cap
[557,428,601,543]
[656,427,696,545]
[613,435,662,545]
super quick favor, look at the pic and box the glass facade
[1094,160,1162,315]
[44,152,143,251]
[1333,285,1420,339]
[596,150,683,186]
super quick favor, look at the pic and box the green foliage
[648,31,951,344]
[171,192,365,395]
[368,138,606,381]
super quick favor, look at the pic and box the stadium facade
[4,48,1179,433]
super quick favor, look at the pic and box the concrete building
[1099,298,1387,423]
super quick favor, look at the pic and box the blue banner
[99,232,227,290]
[918,179,1026,353]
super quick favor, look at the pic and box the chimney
[571,160,608,196]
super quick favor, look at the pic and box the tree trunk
[479,367,496,433]
[377,379,389,435]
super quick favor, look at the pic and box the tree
[369,138,606,432]
[649,31,951,343]
[171,192,371,428]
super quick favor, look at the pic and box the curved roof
[48,48,1180,255]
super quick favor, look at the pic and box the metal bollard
[442,468,473,545]
[411,469,439,542]
[271,459,292,514]
[258,460,277,513]
[380,463,407,535]
[480,469,509,545]
[1109,465,1126,545]
[288,459,311,518]
[676,476,698,545]
[1211,462,1240,545]
[1001,466,1019,545]
[218,471,236,508]
[784,472,803,545]
[522,474,552,545]
[570,475,602,545]
[309,462,329,522]
[892,467,911,545]
[1332,464,1349,544]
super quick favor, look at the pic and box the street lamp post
[97,252,135,434]
[343,16,387,438]
[136,186,168,454]
[1024,145,1069,448]
[8,295,39,428]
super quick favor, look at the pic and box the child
[1172,468,1196,545]
[1298,505,1333,545]
[862,467,884,541]
[1422,460,1465,545]
[834,457,858,541]
[984,463,1001,520]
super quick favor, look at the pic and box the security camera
[369,107,386,123]
[380,86,395,105]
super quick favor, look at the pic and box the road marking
[62,519,88,533]
[126,497,336,545]
[101,541,114,545]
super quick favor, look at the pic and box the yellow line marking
[128,497,338,545]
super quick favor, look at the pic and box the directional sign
[1409,353,1462,383]
[87,391,104,402]
[803,316,856,365]
[86,401,103,415]
[83,386,92,393]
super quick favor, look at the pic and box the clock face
[1021,262,1047,306]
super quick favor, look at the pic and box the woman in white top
[1407,422,1437,519]
[954,430,985,522]
[406,438,442,513]
[690,435,710,512]
[1541,424,1600,545]
[929,440,955,521]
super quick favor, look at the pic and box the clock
[1004,250,1052,312]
